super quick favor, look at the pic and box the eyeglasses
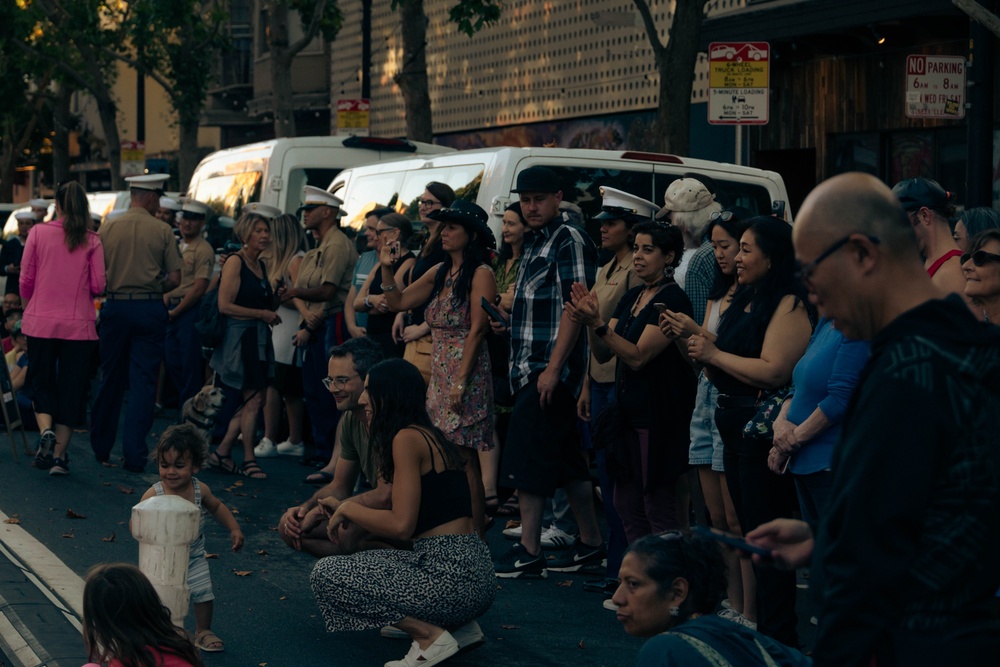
[322,374,359,391]
[375,227,394,235]
[795,233,881,286]
[418,199,441,208]
[961,250,1000,267]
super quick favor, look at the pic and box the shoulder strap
[411,426,438,467]
[153,481,164,496]
[192,478,202,507]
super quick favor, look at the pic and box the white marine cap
[29,198,52,209]
[594,186,658,221]
[125,173,170,191]
[656,178,716,219]
[14,210,35,221]
[159,196,183,211]
[243,202,282,219]
[180,199,212,217]
[298,185,344,212]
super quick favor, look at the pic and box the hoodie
[811,294,1000,666]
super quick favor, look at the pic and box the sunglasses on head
[961,250,1000,267]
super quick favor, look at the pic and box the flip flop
[305,470,334,485]
[207,450,237,474]
[240,459,268,479]
[195,629,224,652]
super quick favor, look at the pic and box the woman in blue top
[768,318,869,525]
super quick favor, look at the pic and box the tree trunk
[177,118,200,192]
[394,0,433,142]
[95,91,124,190]
[52,84,72,186]
[270,2,297,138]
[654,0,708,155]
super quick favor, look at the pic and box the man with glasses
[91,173,183,472]
[747,172,1000,666]
[345,205,392,339]
[278,185,358,462]
[891,177,966,297]
[278,337,386,557]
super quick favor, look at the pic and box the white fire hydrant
[131,495,200,626]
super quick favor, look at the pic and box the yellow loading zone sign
[708,42,770,125]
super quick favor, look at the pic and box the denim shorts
[688,373,725,472]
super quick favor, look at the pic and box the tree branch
[632,0,665,55]
[287,0,328,57]
[952,0,1000,39]
[10,38,92,92]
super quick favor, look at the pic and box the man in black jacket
[747,172,1000,665]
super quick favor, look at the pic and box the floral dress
[424,272,494,451]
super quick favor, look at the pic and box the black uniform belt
[105,292,163,301]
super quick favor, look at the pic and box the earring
[669,606,680,617]
[663,266,675,280]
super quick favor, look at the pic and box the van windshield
[188,159,265,218]
[339,163,485,231]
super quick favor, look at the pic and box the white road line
[0,608,43,667]
[0,508,85,620]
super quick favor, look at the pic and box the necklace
[445,264,461,288]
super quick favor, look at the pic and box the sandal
[496,492,520,517]
[484,495,500,517]
[195,629,225,652]
[305,470,334,485]
[240,459,267,479]
[207,450,237,474]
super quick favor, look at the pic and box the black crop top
[411,428,472,536]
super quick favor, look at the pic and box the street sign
[120,140,145,178]
[905,55,966,119]
[708,42,769,125]
[336,99,371,136]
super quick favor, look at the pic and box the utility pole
[965,0,996,207]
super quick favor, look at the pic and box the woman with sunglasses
[659,208,756,628]
[962,229,1000,324]
[613,532,810,666]
[354,213,416,359]
[311,359,495,667]
[685,216,812,646]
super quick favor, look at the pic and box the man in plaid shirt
[493,166,607,579]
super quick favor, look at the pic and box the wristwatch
[595,324,610,337]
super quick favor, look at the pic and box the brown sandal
[195,629,224,652]
[240,459,267,479]
[496,492,519,517]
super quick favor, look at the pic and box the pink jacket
[20,219,105,341]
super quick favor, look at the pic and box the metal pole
[965,1,996,208]
[361,0,372,100]
[735,124,743,166]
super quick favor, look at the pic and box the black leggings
[715,403,800,647]
[26,336,97,427]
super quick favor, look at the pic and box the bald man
[746,173,1000,665]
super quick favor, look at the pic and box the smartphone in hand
[481,296,508,329]
[653,303,668,313]
[693,525,773,560]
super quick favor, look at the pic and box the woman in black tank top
[310,359,496,664]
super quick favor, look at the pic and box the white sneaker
[276,440,305,457]
[602,598,618,611]
[253,438,277,458]
[451,620,484,652]
[501,523,522,539]
[540,525,574,549]
[718,608,757,630]
[384,631,459,667]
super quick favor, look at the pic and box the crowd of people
[4,167,999,667]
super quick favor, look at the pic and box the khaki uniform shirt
[166,237,215,300]
[294,227,358,319]
[100,207,183,293]
[589,255,636,384]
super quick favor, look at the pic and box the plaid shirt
[683,241,718,327]
[509,213,597,396]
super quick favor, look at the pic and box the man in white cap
[29,198,51,223]
[655,175,723,325]
[91,173,183,473]
[0,210,36,296]
[268,185,356,462]
[164,199,215,406]
[156,196,183,227]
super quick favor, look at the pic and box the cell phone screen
[652,303,668,313]
[693,525,773,560]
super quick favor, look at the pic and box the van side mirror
[772,200,786,220]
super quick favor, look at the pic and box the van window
[189,157,265,218]
[340,163,486,231]
[652,174,773,218]
[287,168,343,210]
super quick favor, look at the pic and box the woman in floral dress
[380,200,498,538]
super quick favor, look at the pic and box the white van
[187,136,454,218]
[327,147,792,243]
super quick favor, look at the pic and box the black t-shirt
[612,282,693,429]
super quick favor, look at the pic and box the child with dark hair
[139,424,244,653]
[82,562,205,667]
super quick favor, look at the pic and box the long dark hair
[366,359,464,483]
[707,212,753,301]
[421,182,457,258]
[497,201,524,263]
[56,181,92,251]
[432,225,491,305]
[717,216,806,358]
[83,563,205,667]
[626,532,727,621]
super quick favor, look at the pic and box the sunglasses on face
[961,250,1000,267]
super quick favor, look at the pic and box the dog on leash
[180,385,225,440]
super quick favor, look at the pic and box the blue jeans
[302,319,341,457]
[164,303,205,407]
[91,300,168,468]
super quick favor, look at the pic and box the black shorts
[273,362,304,398]
[500,378,589,497]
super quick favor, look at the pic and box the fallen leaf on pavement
[504,519,521,530]
[205,553,219,559]
[234,492,248,497]
[232,570,252,577]
[102,482,111,487]
[556,580,573,587]
[62,530,74,538]
[231,508,240,514]
[102,532,116,542]
[578,640,585,649]
[234,480,244,486]
[257,549,268,556]
[118,485,135,495]
[66,509,87,519]
[501,624,520,630]
[279,596,286,601]
[4,517,20,524]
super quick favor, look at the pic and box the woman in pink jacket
[20,181,105,476]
